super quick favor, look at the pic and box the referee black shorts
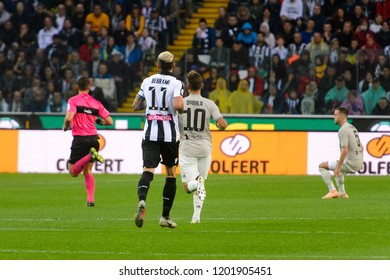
[69,135,100,164]
[142,140,179,168]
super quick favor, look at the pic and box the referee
[63,77,113,207]
[132,51,184,228]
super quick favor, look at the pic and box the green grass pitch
[0,173,389,260]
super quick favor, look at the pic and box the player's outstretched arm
[173,96,184,114]
[96,116,113,126]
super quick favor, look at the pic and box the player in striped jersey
[132,51,184,228]
[179,70,227,223]
[63,77,113,207]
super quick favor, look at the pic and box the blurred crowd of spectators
[0,0,197,113]
[182,0,390,115]
[0,0,390,116]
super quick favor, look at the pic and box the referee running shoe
[197,176,206,201]
[159,216,177,228]
[90,147,104,163]
[134,200,146,228]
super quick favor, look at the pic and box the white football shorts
[328,159,358,174]
[179,154,212,183]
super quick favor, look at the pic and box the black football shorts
[69,135,100,164]
[142,140,179,168]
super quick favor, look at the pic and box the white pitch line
[0,227,386,236]
[0,249,387,260]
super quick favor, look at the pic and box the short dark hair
[77,77,90,91]
[158,60,174,71]
[336,107,349,117]
[186,70,203,91]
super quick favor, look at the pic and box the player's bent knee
[69,171,78,177]
[319,162,328,169]
[182,183,190,193]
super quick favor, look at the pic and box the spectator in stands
[13,50,28,77]
[379,64,390,93]
[362,77,386,114]
[192,18,216,55]
[259,22,275,49]
[126,4,145,38]
[356,50,371,81]
[111,3,125,33]
[280,0,303,21]
[330,7,347,34]
[335,50,354,76]
[229,40,250,71]
[305,32,329,64]
[28,88,47,112]
[279,19,295,47]
[108,49,130,107]
[237,22,257,49]
[64,50,87,78]
[301,18,316,44]
[335,21,354,49]
[228,70,239,92]
[10,90,23,112]
[214,6,229,37]
[328,38,340,65]
[44,80,58,101]
[284,90,301,114]
[119,32,142,81]
[141,0,154,21]
[350,3,367,30]
[272,35,288,61]
[291,49,311,85]
[376,20,390,48]
[322,21,334,46]
[346,36,359,65]
[203,67,218,98]
[229,80,263,114]
[373,53,388,78]
[323,0,339,19]
[362,33,382,64]
[97,26,110,52]
[46,91,66,113]
[30,3,50,34]
[59,18,84,52]
[85,3,110,33]
[221,14,239,49]
[156,0,180,45]
[370,14,383,34]
[324,76,349,114]
[38,16,59,50]
[0,67,17,101]
[71,3,87,30]
[55,4,67,31]
[340,90,364,115]
[11,2,30,30]
[312,4,325,33]
[16,22,36,48]
[358,71,373,94]
[236,5,251,29]
[249,32,271,77]
[41,65,58,87]
[15,64,34,96]
[0,90,9,112]
[246,66,265,100]
[300,81,317,115]
[355,17,375,48]
[87,48,102,78]
[342,68,356,91]
[371,96,390,115]
[287,32,306,61]
[209,77,231,113]
[1,20,16,47]
[88,77,112,112]
[59,68,75,94]
[209,37,229,78]
[145,8,168,51]
[94,62,116,109]
[263,84,285,114]
[79,35,99,63]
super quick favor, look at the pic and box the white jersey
[179,94,223,157]
[138,72,184,142]
[338,122,363,171]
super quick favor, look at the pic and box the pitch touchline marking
[0,227,385,236]
[0,249,388,259]
[1,217,389,222]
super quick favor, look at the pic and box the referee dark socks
[138,171,154,201]
[162,177,177,217]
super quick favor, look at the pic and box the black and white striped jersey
[138,71,184,142]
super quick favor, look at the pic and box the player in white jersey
[132,51,184,228]
[179,70,227,223]
[319,107,363,199]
